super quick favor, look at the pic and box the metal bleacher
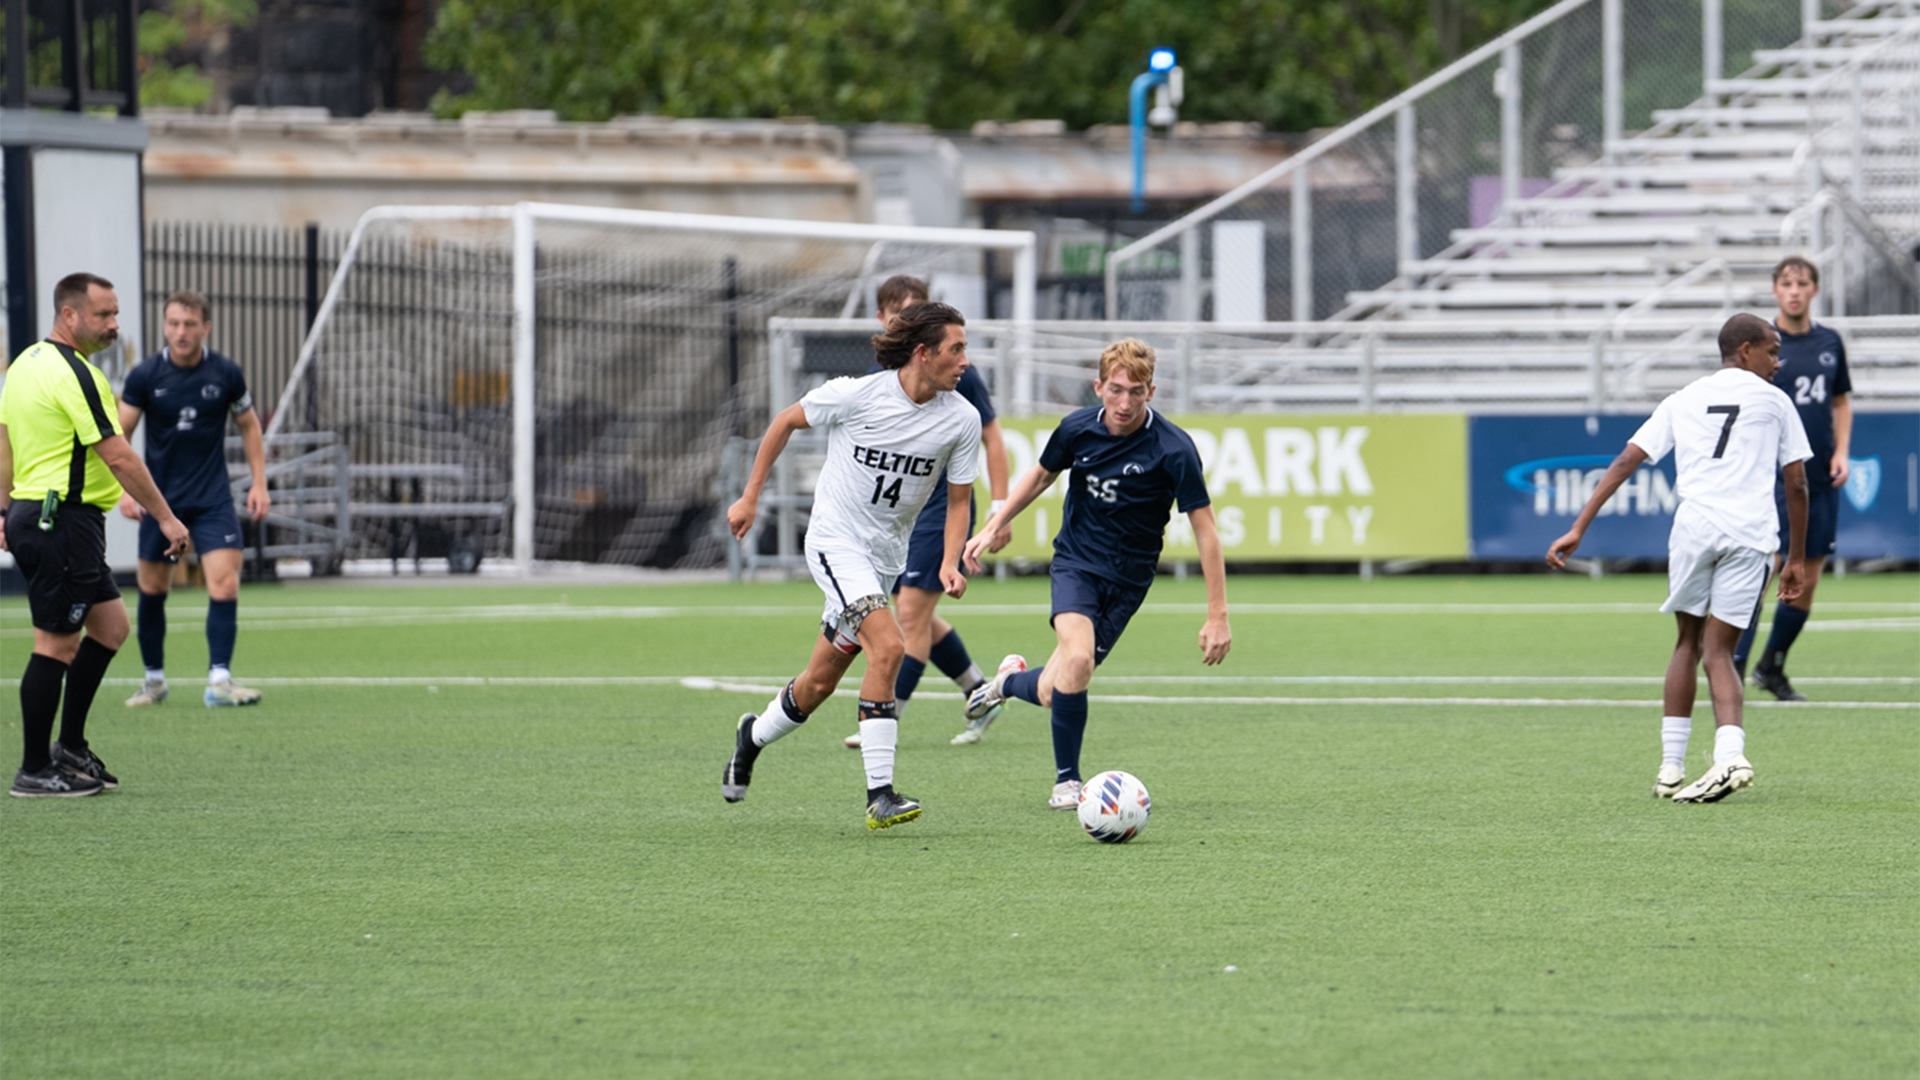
[1346,3,1920,325]
[1098,0,1920,417]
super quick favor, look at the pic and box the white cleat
[845,733,862,749]
[950,701,1002,745]
[963,654,1026,722]
[125,679,168,707]
[1653,765,1686,798]
[1048,779,1083,810]
[204,681,262,707]
[1671,757,1753,803]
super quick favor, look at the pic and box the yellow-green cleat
[865,788,922,830]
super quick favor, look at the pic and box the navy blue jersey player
[962,338,1232,809]
[117,291,270,709]
[842,277,1013,751]
[1733,255,1853,701]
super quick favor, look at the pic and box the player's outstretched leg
[1750,600,1811,702]
[129,585,170,706]
[953,653,1026,745]
[723,679,815,803]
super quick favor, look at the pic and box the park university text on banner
[986,414,1468,562]
[1469,413,1920,561]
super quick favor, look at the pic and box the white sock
[954,663,985,692]
[1661,716,1691,770]
[750,690,804,747]
[145,668,166,683]
[1713,724,1747,765]
[859,718,898,790]
[209,665,232,686]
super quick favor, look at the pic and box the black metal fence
[143,222,346,420]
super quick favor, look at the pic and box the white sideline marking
[7,599,1913,637]
[8,673,1910,708]
[677,677,1916,711]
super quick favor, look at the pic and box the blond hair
[1098,338,1156,384]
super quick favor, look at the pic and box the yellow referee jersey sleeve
[0,341,125,510]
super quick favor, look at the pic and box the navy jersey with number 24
[1040,406,1210,589]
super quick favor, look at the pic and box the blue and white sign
[1470,416,1676,559]
[1831,413,1920,560]
[1470,412,1920,561]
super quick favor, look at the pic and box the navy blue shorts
[893,493,975,594]
[1050,565,1150,665]
[1776,482,1838,559]
[140,501,245,562]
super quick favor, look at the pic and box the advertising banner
[987,413,1468,561]
[1469,412,1920,560]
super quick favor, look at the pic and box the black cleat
[1752,662,1807,702]
[10,765,104,798]
[866,787,922,830]
[722,714,761,803]
[50,742,117,789]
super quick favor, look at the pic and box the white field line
[676,677,1917,710]
[7,672,1908,708]
[3,600,1915,636]
[25,673,1915,688]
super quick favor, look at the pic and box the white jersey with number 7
[800,370,982,576]
[1629,366,1813,552]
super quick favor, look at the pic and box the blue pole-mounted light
[1131,49,1177,213]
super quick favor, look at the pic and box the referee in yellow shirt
[1,273,189,797]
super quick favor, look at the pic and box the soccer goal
[264,202,1038,575]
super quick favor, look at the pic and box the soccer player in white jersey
[1549,314,1811,804]
[722,302,983,829]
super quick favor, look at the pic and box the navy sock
[20,654,68,773]
[1004,667,1044,706]
[1050,689,1088,784]
[1760,603,1810,669]
[60,637,116,751]
[894,655,927,703]
[927,629,973,681]
[1732,613,1761,678]
[207,598,238,670]
[137,590,168,671]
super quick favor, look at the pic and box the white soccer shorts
[1660,519,1771,628]
[806,541,897,655]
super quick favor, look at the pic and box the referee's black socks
[60,637,118,752]
[19,653,68,772]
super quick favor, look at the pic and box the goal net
[265,203,1036,574]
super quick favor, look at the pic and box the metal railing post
[1588,332,1607,414]
[1603,0,1622,160]
[1802,0,1820,41]
[1292,164,1313,325]
[1359,332,1377,411]
[1012,239,1038,415]
[510,203,537,575]
[1395,104,1418,267]
[1703,0,1723,93]
[1500,43,1523,213]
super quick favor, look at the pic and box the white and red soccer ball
[1077,770,1150,843]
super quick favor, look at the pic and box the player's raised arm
[1186,504,1232,665]
[963,462,1056,572]
[1546,443,1651,568]
[728,402,811,541]
[980,418,1013,552]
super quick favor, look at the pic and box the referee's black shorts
[6,501,121,633]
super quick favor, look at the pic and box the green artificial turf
[2,572,1915,1078]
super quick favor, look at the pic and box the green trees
[425,0,1550,130]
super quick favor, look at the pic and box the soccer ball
[1077,770,1151,843]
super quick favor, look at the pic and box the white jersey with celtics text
[800,371,983,576]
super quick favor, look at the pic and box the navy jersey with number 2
[1040,406,1210,589]
[120,348,254,510]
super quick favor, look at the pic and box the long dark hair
[871,301,964,371]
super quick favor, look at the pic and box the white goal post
[266,202,1039,575]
